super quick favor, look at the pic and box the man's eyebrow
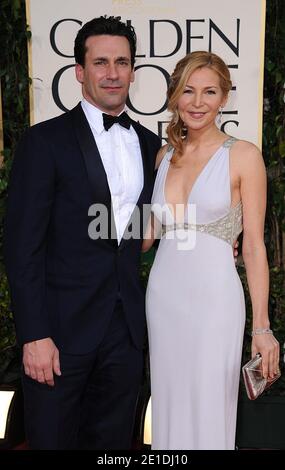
[116,56,131,61]
[92,56,107,61]
[92,56,131,62]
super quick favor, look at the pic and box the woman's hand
[251,333,280,380]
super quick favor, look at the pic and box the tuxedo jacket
[4,103,161,354]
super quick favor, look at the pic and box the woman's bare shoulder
[231,138,261,154]
[231,139,264,168]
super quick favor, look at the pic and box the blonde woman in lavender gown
[143,51,279,450]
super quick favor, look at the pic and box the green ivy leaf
[279,142,285,157]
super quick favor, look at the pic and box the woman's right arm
[141,213,157,253]
[142,145,169,252]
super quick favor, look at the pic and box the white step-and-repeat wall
[26,0,266,147]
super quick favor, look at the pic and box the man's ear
[75,63,84,84]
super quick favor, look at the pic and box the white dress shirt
[81,99,144,243]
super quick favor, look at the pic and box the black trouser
[22,300,143,449]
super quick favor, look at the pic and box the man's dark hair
[74,15,137,67]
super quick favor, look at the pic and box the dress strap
[223,136,238,148]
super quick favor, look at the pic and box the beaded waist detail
[161,201,243,246]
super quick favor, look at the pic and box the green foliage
[0,0,31,148]
[140,249,155,289]
[263,0,285,365]
[0,271,17,381]
[0,0,30,378]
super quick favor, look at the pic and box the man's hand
[233,240,239,263]
[23,337,61,386]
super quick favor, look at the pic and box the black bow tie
[102,112,131,131]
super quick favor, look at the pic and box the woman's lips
[189,112,206,119]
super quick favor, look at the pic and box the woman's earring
[217,106,223,125]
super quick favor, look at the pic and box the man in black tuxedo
[4,16,161,449]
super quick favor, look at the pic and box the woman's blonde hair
[167,51,232,159]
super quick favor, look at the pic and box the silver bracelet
[251,327,273,336]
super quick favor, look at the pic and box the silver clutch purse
[242,353,281,400]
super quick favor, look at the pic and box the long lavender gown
[146,137,245,450]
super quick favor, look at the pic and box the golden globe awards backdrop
[26,0,266,146]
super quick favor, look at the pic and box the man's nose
[106,63,119,80]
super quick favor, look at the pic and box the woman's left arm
[239,142,279,380]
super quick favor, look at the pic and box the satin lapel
[119,120,152,250]
[131,120,152,206]
[70,103,118,246]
